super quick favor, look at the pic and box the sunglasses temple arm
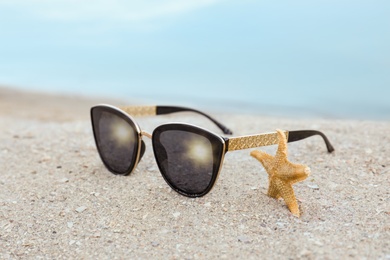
[287,130,335,153]
[226,130,334,153]
[120,105,232,135]
[156,106,233,135]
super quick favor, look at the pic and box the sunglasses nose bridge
[141,130,152,139]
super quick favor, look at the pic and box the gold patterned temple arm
[119,105,233,135]
[227,131,289,151]
[120,106,232,135]
[227,129,334,153]
[120,106,157,117]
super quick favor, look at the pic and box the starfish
[250,129,310,217]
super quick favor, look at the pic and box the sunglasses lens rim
[152,123,226,197]
[91,105,141,175]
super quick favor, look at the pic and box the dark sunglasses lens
[153,126,224,196]
[91,107,139,174]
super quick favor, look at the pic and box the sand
[0,87,389,259]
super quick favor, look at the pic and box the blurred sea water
[10,83,390,121]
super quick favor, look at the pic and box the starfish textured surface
[250,129,311,217]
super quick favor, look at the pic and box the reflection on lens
[110,116,135,147]
[185,137,213,166]
[92,107,139,174]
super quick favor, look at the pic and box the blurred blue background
[0,0,389,119]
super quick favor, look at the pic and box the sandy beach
[0,87,389,259]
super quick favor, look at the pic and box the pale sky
[0,0,389,117]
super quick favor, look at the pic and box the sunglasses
[91,104,334,197]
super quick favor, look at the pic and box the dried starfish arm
[267,179,281,199]
[275,129,288,158]
[275,178,300,217]
[278,162,310,183]
[250,150,275,170]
